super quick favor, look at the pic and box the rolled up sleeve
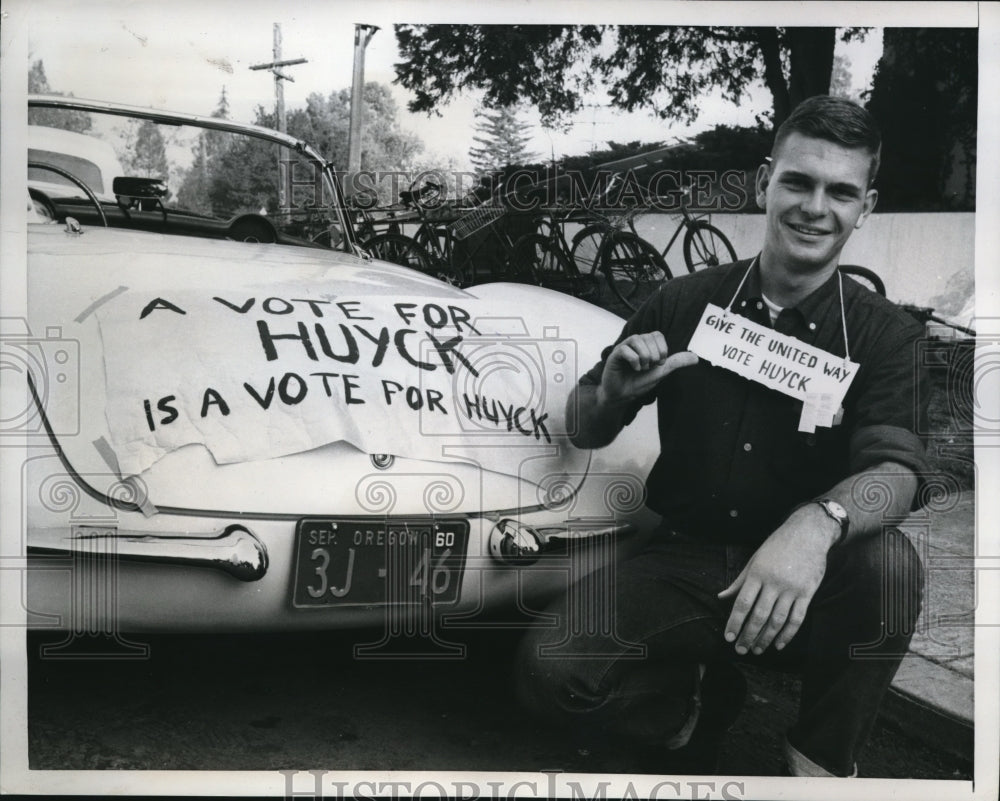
[849,423,929,477]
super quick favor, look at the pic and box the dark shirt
[581,259,930,545]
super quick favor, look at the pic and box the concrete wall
[633,212,975,316]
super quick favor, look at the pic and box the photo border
[2,1,997,798]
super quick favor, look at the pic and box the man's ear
[855,188,878,229]
[754,163,771,209]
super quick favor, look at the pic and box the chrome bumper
[27,517,633,580]
[488,518,637,564]
[28,524,268,582]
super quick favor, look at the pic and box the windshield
[27,104,350,250]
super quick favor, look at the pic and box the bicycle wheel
[413,224,464,284]
[838,264,886,297]
[598,232,669,311]
[361,232,435,276]
[682,220,737,272]
[569,224,606,275]
[414,223,447,254]
[507,233,567,286]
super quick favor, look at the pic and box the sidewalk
[883,490,975,760]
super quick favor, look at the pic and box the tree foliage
[175,82,428,217]
[203,121,278,217]
[268,82,425,173]
[175,88,232,214]
[394,25,867,129]
[866,28,977,211]
[484,125,770,212]
[27,60,92,132]
[468,106,538,174]
[121,120,169,179]
[395,25,604,126]
[828,54,856,101]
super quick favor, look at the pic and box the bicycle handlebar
[900,304,976,337]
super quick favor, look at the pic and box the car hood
[25,224,625,516]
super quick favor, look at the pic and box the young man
[515,96,928,777]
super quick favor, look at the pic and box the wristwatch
[814,498,850,546]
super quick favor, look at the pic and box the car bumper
[25,506,646,633]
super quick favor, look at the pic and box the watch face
[827,500,847,519]
[820,499,849,527]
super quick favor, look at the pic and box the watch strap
[789,498,849,547]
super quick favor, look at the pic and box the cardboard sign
[686,303,859,431]
[96,288,576,477]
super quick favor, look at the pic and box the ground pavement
[884,489,975,760]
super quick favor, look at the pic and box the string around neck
[727,256,851,362]
[725,256,758,313]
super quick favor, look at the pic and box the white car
[16,96,661,636]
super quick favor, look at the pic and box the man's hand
[568,333,697,449]
[598,332,698,408]
[717,504,840,655]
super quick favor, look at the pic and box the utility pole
[346,24,379,190]
[250,23,307,210]
[249,23,307,134]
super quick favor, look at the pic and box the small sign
[686,304,858,429]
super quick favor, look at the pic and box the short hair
[771,95,882,187]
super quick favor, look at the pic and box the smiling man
[515,96,929,777]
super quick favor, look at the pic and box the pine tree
[27,59,92,132]
[177,88,230,213]
[205,86,230,159]
[128,120,169,178]
[468,106,537,175]
[28,60,49,93]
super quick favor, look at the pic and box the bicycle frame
[626,184,696,262]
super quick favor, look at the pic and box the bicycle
[500,202,668,313]
[839,265,977,337]
[534,202,666,311]
[571,182,737,277]
[390,178,536,286]
[346,190,438,277]
[505,205,600,298]
[838,264,886,297]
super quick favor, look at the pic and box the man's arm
[566,383,632,449]
[567,332,697,449]
[718,461,918,655]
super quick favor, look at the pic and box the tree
[394,25,868,130]
[27,59,92,132]
[279,82,430,203]
[122,120,169,178]
[199,103,279,218]
[268,82,425,174]
[866,28,977,211]
[176,82,431,217]
[176,88,231,213]
[828,55,856,101]
[468,106,538,174]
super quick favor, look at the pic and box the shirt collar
[733,256,843,331]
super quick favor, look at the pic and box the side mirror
[113,176,167,200]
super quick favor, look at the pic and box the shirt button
[743,442,752,452]
[755,302,763,310]
[729,509,739,518]
[740,301,746,308]
[808,322,817,331]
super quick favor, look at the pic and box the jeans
[514,527,923,776]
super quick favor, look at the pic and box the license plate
[291,518,469,608]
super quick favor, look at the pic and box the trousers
[514,527,923,776]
